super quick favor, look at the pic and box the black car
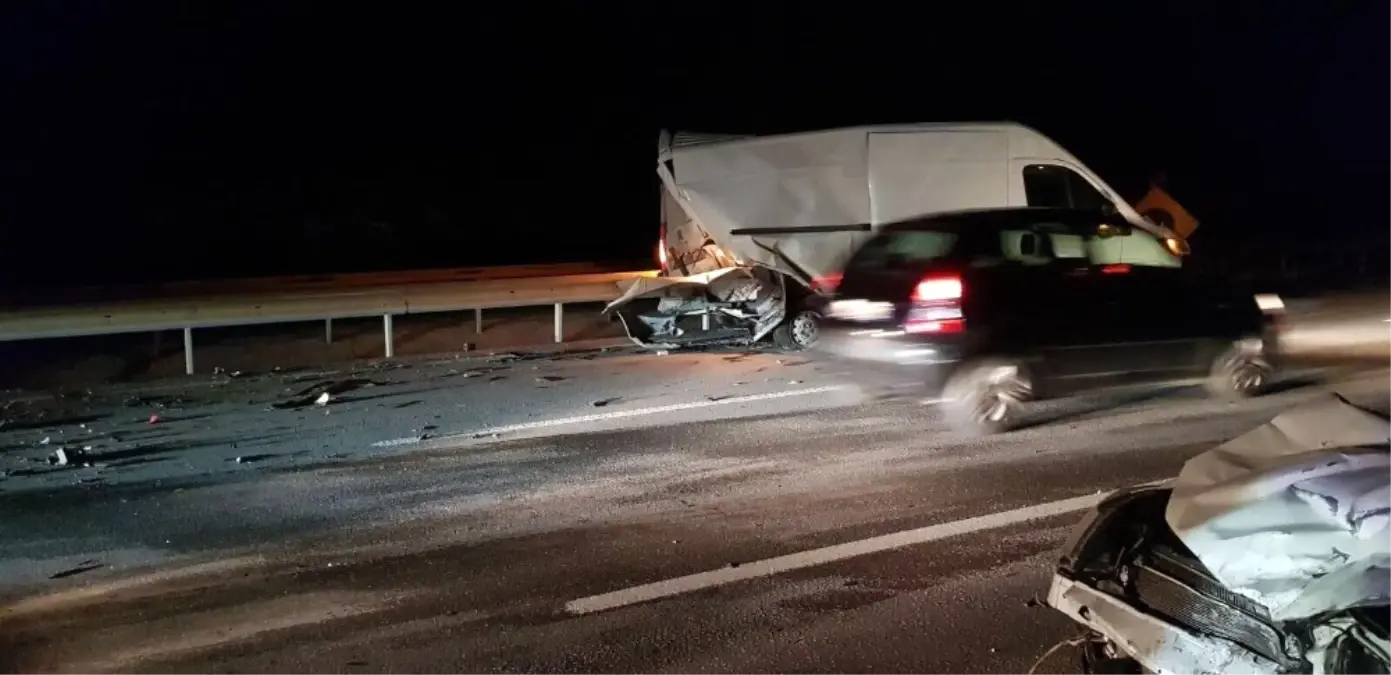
[811,207,1282,435]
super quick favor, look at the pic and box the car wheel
[941,359,1032,436]
[1206,344,1273,399]
[773,309,821,351]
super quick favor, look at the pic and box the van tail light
[657,219,669,273]
[1100,264,1131,274]
[906,274,965,334]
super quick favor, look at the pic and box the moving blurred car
[811,207,1281,435]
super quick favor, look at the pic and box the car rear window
[847,231,959,269]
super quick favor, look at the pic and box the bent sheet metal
[1165,393,1391,622]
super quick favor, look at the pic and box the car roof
[880,207,1119,232]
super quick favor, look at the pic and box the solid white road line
[565,490,1108,615]
[443,385,848,441]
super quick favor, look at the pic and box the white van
[605,122,1188,350]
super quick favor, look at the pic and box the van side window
[1022,165,1109,211]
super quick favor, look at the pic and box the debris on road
[49,447,84,466]
[48,560,104,580]
[124,394,187,409]
[592,397,621,407]
[536,375,566,384]
[148,414,161,424]
[272,378,385,410]
[371,435,427,448]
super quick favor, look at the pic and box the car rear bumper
[810,321,966,397]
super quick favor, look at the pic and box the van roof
[665,121,1057,152]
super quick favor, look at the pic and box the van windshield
[846,231,959,270]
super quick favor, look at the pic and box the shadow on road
[1016,371,1329,431]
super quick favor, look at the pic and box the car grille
[1132,563,1291,666]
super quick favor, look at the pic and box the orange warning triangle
[1134,185,1199,239]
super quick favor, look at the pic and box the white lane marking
[443,386,847,440]
[565,490,1107,615]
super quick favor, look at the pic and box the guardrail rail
[0,267,657,375]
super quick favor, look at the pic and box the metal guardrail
[0,260,651,308]
[0,270,658,375]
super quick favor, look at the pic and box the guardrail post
[702,314,711,330]
[183,327,195,375]
[553,303,563,343]
[325,318,333,344]
[474,308,483,333]
[383,314,394,357]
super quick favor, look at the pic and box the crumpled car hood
[1165,394,1390,621]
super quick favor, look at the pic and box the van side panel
[670,130,872,279]
[671,130,870,232]
[866,131,1010,224]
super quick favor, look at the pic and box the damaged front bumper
[1047,573,1284,674]
[603,267,787,349]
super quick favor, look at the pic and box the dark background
[1,0,1386,291]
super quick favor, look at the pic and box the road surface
[0,340,1386,673]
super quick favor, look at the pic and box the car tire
[773,309,821,351]
[941,359,1032,436]
[1206,343,1273,399]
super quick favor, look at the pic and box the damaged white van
[604,122,1187,350]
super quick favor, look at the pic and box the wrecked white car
[605,123,1183,351]
[1045,393,1390,674]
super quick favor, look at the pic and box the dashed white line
[565,490,1109,615]
[442,385,848,441]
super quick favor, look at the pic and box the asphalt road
[0,339,1386,673]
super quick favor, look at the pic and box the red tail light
[911,276,963,302]
[811,272,843,293]
[658,220,669,273]
[1101,264,1131,274]
[906,274,965,334]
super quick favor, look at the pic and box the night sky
[0,1,1386,291]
